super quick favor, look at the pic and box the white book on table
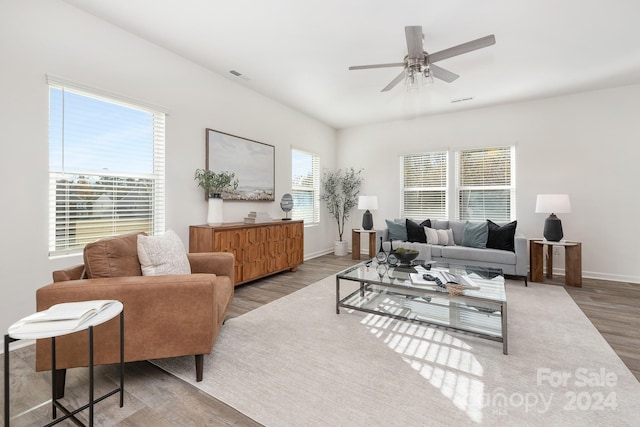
[9,300,117,335]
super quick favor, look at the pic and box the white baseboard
[304,248,335,260]
[546,267,640,284]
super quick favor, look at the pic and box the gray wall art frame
[206,128,275,201]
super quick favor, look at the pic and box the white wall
[0,1,337,340]
[337,85,640,283]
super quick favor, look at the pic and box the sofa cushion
[449,220,465,245]
[486,220,517,252]
[84,232,145,278]
[385,219,407,241]
[462,221,489,249]
[137,230,191,276]
[440,246,516,265]
[431,219,449,230]
[430,245,443,257]
[406,219,430,243]
[424,227,455,246]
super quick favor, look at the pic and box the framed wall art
[206,128,275,201]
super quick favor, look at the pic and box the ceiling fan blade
[430,64,459,83]
[429,34,496,63]
[349,62,405,71]
[405,26,424,58]
[381,70,406,92]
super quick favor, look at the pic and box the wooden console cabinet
[189,220,304,286]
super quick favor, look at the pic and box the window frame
[399,151,449,220]
[47,76,166,257]
[291,148,320,225]
[455,146,516,222]
[399,145,516,223]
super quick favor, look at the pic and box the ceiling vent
[229,70,250,81]
[451,97,473,103]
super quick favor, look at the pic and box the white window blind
[291,149,320,224]
[48,84,165,256]
[456,146,515,222]
[400,151,448,219]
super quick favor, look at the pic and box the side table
[351,229,377,260]
[529,239,582,287]
[4,301,124,426]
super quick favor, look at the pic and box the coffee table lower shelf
[336,282,508,354]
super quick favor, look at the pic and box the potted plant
[194,169,239,198]
[194,169,239,225]
[320,167,363,255]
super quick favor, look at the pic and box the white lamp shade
[535,194,571,214]
[358,195,378,210]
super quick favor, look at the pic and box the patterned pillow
[137,230,191,276]
[424,227,455,246]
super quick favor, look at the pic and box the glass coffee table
[336,260,508,354]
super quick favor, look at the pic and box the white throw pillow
[424,227,439,245]
[424,227,456,246]
[137,230,191,276]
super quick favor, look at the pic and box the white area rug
[153,277,640,426]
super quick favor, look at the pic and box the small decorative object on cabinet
[190,220,304,286]
[207,195,224,225]
[194,168,239,225]
[280,193,294,220]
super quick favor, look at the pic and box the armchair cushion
[137,230,191,276]
[83,232,145,278]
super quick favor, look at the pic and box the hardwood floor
[2,254,638,426]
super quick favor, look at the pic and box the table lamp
[358,195,378,230]
[535,194,571,241]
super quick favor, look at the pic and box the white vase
[207,196,224,225]
[334,240,348,256]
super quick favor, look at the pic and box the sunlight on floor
[361,312,485,423]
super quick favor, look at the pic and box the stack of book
[244,211,272,223]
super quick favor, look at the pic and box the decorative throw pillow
[424,226,438,245]
[385,219,407,241]
[137,230,191,276]
[461,221,489,249]
[84,232,146,278]
[486,220,517,252]
[406,219,431,243]
[424,227,455,246]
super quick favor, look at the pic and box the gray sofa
[381,219,528,285]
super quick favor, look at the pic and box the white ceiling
[64,0,640,129]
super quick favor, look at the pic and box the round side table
[4,300,124,426]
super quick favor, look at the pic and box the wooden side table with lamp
[531,194,582,287]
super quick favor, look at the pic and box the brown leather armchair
[35,233,234,397]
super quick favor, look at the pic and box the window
[291,149,320,224]
[456,146,515,222]
[400,151,448,219]
[48,79,165,256]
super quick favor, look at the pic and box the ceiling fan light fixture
[423,67,434,85]
[348,26,495,93]
[405,68,421,92]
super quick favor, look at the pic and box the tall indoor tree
[320,167,363,253]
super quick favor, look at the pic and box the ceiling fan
[349,26,496,92]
